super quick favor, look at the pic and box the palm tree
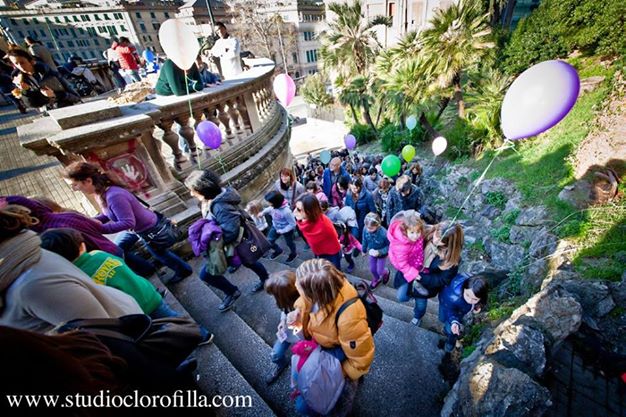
[420,0,495,118]
[320,0,391,133]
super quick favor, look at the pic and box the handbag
[234,210,271,264]
[138,212,182,249]
[205,236,228,276]
[54,314,203,367]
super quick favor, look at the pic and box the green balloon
[402,145,416,162]
[381,155,402,177]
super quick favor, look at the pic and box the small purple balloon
[196,120,222,149]
[344,134,357,150]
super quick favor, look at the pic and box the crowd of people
[0,151,490,415]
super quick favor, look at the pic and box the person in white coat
[210,22,242,80]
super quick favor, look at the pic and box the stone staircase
[157,236,450,417]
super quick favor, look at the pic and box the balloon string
[447,139,513,228]
[183,70,201,170]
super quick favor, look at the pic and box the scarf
[0,230,42,311]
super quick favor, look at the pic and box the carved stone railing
[18,62,292,219]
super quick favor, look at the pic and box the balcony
[18,60,292,220]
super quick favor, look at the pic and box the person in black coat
[184,169,270,312]
[7,47,80,109]
[409,222,465,327]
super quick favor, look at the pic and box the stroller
[58,66,97,97]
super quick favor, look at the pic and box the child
[387,210,428,325]
[264,270,303,385]
[263,191,298,263]
[39,228,177,319]
[362,213,390,289]
[337,221,362,274]
[306,180,328,204]
[438,274,488,352]
[246,199,269,235]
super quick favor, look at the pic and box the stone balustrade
[18,61,292,219]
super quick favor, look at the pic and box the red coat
[112,42,139,70]
[297,215,341,256]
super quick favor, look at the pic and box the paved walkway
[0,105,87,212]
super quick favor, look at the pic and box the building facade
[0,0,181,63]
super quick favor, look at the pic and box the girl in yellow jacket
[290,259,375,416]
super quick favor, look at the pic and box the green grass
[485,191,507,210]
[491,225,511,243]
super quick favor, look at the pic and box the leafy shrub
[350,123,377,145]
[301,73,334,109]
[503,208,520,225]
[490,225,511,243]
[442,118,479,158]
[485,191,507,210]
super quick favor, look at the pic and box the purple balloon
[501,60,580,140]
[344,134,357,150]
[196,120,222,149]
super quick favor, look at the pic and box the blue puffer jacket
[345,188,376,239]
[322,166,350,200]
[417,256,459,299]
[438,274,473,328]
[361,226,389,257]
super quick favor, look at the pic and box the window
[61,29,69,36]
[388,2,396,18]
[98,26,107,33]
[52,29,58,36]
[84,40,90,46]
[150,12,156,19]
[303,31,315,41]
[10,19,17,25]
[78,28,84,34]
[70,28,76,37]
[292,52,298,63]
[104,14,111,20]
[93,39,100,46]
[139,23,146,32]
[152,23,159,30]
[148,35,153,41]
[22,18,29,25]
[81,51,88,59]
[47,42,54,49]
[39,30,46,37]
[135,12,141,18]
[67,40,74,47]
[58,41,64,48]
[308,69,317,75]
[54,17,60,23]
[90,51,97,58]
[95,14,101,21]
[120,25,127,32]
[305,49,318,63]
[33,18,39,24]
[17,31,24,38]
[64,16,70,23]
[295,71,300,78]
[73,16,79,22]
[164,12,170,18]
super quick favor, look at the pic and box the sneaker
[168,268,193,284]
[346,264,355,273]
[218,290,241,312]
[198,332,214,346]
[370,276,383,290]
[382,269,390,284]
[286,253,297,263]
[265,362,288,385]
[269,248,283,260]
[251,281,265,293]
[157,288,168,299]
[411,318,422,327]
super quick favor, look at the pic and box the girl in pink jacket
[387,210,428,325]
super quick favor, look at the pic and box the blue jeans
[268,228,296,255]
[116,232,192,280]
[318,251,342,271]
[149,300,180,319]
[199,260,268,295]
[271,339,291,368]
[396,276,428,320]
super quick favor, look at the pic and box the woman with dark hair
[184,169,269,311]
[345,177,376,240]
[274,168,305,210]
[0,202,141,333]
[7,47,80,109]
[63,162,192,283]
[293,194,341,269]
[438,274,488,352]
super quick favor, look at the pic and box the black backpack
[335,280,384,336]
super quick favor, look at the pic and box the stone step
[222,258,449,417]
[158,264,291,416]
[265,237,443,333]
[149,276,275,417]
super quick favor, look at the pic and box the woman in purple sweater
[63,162,192,283]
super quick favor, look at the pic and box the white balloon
[158,19,200,71]
[432,136,447,156]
